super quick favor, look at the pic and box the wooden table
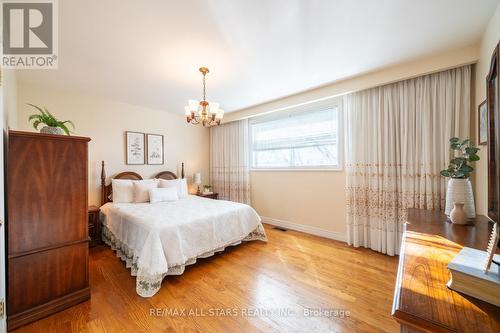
[392,208,500,333]
[197,192,218,200]
[88,205,101,247]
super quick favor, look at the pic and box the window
[250,103,342,170]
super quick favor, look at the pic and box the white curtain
[210,119,250,204]
[344,65,471,255]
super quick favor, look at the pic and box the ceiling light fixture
[185,67,224,127]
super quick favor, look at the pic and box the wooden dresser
[392,209,500,333]
[7,131,91,330]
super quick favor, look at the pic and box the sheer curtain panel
[344,65,471,255]
[210,119,250,204]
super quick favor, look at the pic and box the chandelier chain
[202,72,206,102]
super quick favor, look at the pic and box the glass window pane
[292,144,337,167]
[253,149,291,168]
[250,106,340,169]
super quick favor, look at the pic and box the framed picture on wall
[479,100,488,145]
[146,133,164,165]
[126,131,145,165]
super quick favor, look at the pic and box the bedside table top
[197,193,218,198]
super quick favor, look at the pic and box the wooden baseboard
[261,216,347,242]
[7,287,90,331]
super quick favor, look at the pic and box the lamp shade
[193,172,202,184]
[188,100,199,112]
[215,109,224,119]
[209,102,219,114]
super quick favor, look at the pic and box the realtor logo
[1,0,58,68]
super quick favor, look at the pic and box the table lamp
[193,173,202,195]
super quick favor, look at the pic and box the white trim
[261,216,346,243]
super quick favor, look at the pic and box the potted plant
[28,103,75,135]
[203,185,213,194]
[440,137,480,220]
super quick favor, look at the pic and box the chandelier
[185,67,224,127]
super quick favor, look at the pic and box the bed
[98,162,266,297]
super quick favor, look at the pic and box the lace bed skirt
[102,224,267,297]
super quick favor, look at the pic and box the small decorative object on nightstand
[197,192,218,200]
[203,184,212,194]
[88,205,101,247]
[193,172,202,195]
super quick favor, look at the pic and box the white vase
[450,202,467,224]
[445,178,475,219]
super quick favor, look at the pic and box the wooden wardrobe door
[8,134,88,254]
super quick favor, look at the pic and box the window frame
[249,98,344,171]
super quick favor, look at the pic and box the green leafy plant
[440,137,480,179]
[27,103,75,135]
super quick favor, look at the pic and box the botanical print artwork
[147,134,164,165]
[126,131,145,165]
[479,101,488,145]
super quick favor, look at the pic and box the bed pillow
[133,179,158,203]
[158,178,188,198]
[112,179,134,203]
[149,187,179,203]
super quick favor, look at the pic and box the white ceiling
[17,0,499,114]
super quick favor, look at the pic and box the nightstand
[88,205,101,247]
[197,192,219,200]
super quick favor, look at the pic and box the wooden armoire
[7,131,91,330]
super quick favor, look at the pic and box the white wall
[3,71,17,129]
[14,82,210,206]
[226,45,479,240]
[474,4,500,215]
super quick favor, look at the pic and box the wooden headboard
[100,161,183,206]
[155,171,177,180]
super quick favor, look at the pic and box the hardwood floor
[12,225,400,333]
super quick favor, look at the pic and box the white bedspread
[100,195,266,297]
